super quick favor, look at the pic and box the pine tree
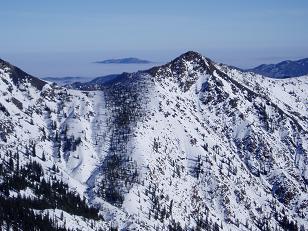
[42,151,46,161]
[32,144,36,157]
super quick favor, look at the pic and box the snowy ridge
[0,51,307,230]
[246,58,308,78]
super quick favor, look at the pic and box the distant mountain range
[42,76,92,85]
[247,57,308,78]
[94,57,152,64]
[43,75,121,86]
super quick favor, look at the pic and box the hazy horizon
[2,48,308,78]
[1,0,308,77]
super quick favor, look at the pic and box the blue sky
[1,0,308,77]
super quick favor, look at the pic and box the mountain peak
[176,50,204,61]
[146,51,214,92]
[169,51,214,71]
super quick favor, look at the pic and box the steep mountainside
[247,58,308,78]
[0,52,307,230]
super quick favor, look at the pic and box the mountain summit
[0,52,307,230]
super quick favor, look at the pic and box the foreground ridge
[0,52,307,230]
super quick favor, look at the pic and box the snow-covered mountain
[247,58,308,78]
[0,52,307,230]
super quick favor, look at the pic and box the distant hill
[42,76,93,85]
[69,74,120,89]
[94,57,152,64]
[247,57,308,78]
